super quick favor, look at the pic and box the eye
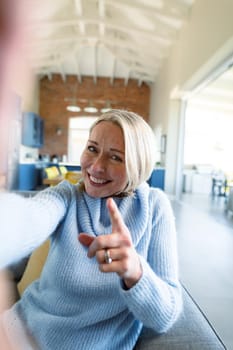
[87,145,97,153]
[111,154,123,162]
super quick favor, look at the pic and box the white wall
[150,0,233,195]
[19,76,40,162]
[21,75,40,113]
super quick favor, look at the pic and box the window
[68,117,97,164]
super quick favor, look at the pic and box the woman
[0,110,182,349]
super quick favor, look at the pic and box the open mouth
[89,175,111,185]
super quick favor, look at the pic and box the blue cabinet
[147,168,165,190]
[19,164,37,190]
[18,162,50,190]
[62,165,81,171]
[22,112,44,148]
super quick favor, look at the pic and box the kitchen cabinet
[147,168,165,190]
[191,173,212,194]
[22,112,44,148]
[19,163,37,190]
[18,162,49,190]
[59,163,81,171]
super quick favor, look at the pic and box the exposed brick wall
[39,74,150,157]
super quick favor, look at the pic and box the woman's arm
[0,181,73,268]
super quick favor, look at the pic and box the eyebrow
[88,139,125,154]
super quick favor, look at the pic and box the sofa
[7,239,226,350]
[135,286,226,349]
[6,190,225,349]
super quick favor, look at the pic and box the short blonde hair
[90,110,156,195]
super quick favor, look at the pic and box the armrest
[134,286,226,350]
[6,240,50,298]
[5,256,30,304]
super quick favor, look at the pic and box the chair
[42,166,64,186]
[59,166,68,176]
[44,166,60,179]
[65,171,82,184]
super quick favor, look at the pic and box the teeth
[90,176,107,184]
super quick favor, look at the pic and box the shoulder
[135,182,170,206]
[149,187,172,208]
[135,183,174,221]
[34,180,81,205]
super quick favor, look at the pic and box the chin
[85,186,116,199]
[84,185,107,198]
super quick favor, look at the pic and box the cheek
[113,167,128,185]
[80,154,84,167]
[80,153,89,168]
[122,173,128,186]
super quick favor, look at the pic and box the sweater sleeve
[0,181,73,269]
[120,189,182,333]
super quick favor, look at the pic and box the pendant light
[84,100,98,113]
[65,83,81,112]
[66,105,81,112]
[101,100,112,113]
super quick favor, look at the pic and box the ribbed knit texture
[1,181,182,350]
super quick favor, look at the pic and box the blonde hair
[90,110,156,195]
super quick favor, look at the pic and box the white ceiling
[26,0,195,85]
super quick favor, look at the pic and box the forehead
[90,121,124,144]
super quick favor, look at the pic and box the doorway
[181,64,233,215]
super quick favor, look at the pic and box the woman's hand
[78,198,142,289]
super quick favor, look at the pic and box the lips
[89,175,110,185]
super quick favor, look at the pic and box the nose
[91,154,106,172]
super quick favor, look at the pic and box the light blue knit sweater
[1,180,182,349]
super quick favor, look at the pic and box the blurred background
[1,0,233,202]
[1,1,233,347]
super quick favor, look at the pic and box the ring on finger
[104,249,112,264]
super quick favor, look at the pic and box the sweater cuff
[119,254,176,307]
[119,255,159,296]
[118,255,182,332]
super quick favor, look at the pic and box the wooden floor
[171,193,233,350]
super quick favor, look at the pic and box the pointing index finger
[106,197,125,232]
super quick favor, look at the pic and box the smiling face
[80,121,128,198]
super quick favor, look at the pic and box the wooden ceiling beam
[29,17,174,47]
[104,0,192,20]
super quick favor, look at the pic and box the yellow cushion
[17,240,50,296]
[59,166,68,176]
[44,166,60,179]
[65,171,82,184]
